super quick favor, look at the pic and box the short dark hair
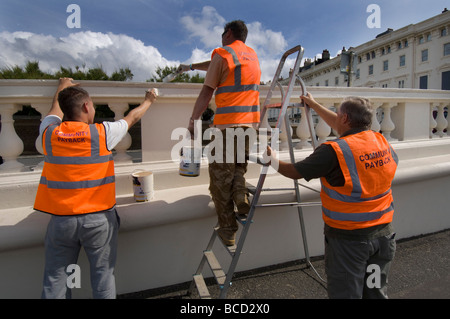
[224,20,248,42]
[58,86,90,120]
[340,96,373,129]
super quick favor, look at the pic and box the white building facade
[300,9,450,90]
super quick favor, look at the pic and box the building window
[356,69,360,79]
[397,42,402,50]
[441,28,447,37]
[369,65,374,75]
[325,79,329,86]
[335,76,339,85]
[420,75,428,89]
[371,51,376,59]
[381,48,386,55]
[419,36,424,44]
[383,60,389,71]
[404,39,409,47]
[442,71,450,90]
[358,56,362,63]
[399,55,406,67]
[427,33,432,42]
[444,43,450,56]
[398,80,405,88]
[366,53,371,61]
[387,46,391,53]
[421,49,428,62]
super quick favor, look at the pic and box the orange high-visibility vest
[212,40,261,126]
[320,130,398,230]
[34,121,116,215]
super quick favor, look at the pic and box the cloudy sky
[0,0,448,82]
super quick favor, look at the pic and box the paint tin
[131,170,154,202]
[179,146,201,177]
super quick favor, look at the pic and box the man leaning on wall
[34,78,157,298]
[268,93,398,299]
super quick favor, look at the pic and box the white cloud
[180,6,225,49]
[179,6,294,83]
[0,6,294,83]
[0,31,177,81]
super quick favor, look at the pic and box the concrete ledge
[2,138,450,253]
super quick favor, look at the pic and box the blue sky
[0,0,448,82]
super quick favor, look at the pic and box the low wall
[1,138,450,298]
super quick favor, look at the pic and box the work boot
[217,228,236,246]
[234,193,250,217]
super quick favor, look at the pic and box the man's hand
[57,77,79,91]
[144,88,158,103]
[177,64,191,73]
[300,92,319,109]
[48,78,80,118]
[123,88,158,129]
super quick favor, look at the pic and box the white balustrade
[1,81,450,173]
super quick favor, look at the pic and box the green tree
[0,61,134,81]
[148,66,204,83]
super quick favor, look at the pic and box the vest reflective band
[34,122,116,215]
[320,130,398,230]
[212,40,261,125]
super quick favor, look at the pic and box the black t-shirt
[294,129,393,240]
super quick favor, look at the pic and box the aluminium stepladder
[188,45,324,299]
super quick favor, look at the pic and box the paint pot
[179,145,201,177]
[131,170,154,202]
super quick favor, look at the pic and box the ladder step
[193,274,211,299]
[213,227,237,256]
[204,251,226,285]
[246,184,256,194]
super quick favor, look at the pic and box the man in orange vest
[34,78,157,298]
[183,20,261,246]
[268,92,398,299]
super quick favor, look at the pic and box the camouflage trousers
[209,127,253,232]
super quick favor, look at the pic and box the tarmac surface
[119,228,450,300]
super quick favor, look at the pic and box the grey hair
[339,96,373,129]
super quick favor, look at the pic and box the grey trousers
[41,209,119,299]
[325,233,396,299]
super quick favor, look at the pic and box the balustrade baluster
[108,103,133,163]
[429,103,437,138]
[371,103,381,132]
[315,105,331,144]
[435,103,448,138]
[31,103,52,170]
[295,107,313,149]
[380,102,396,141]
[0,104,25,172]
